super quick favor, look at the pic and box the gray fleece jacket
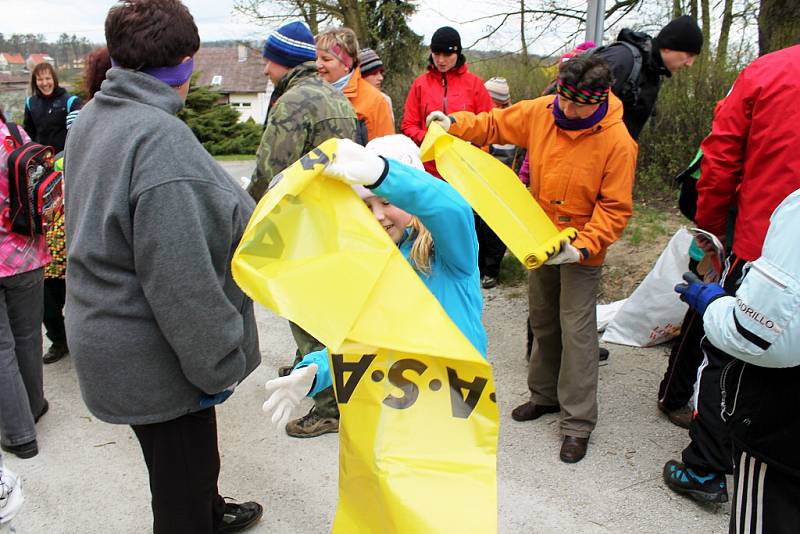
[63,68,260,425]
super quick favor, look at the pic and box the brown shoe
[285,409,339,438]
[560,436,589,463]
[510,402,560,422]
[658,401,693,429]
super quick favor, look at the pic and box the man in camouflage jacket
[248,22,358,438]
[247,22,357,201]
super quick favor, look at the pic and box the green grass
[498,254,527,287]
[214,154,256,161]
[622,203,669,247]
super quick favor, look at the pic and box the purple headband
[110,57,194,87]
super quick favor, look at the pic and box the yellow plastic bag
[420,123,577,268]
[232,140,498,533]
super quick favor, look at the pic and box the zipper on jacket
[442,73,448,114]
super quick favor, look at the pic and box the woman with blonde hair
[261,134,487,426]
[316,27,394,143]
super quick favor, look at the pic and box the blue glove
[674,272,727,315]
[199,383,237,409]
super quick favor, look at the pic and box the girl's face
[364,196,412,244]
[431,51,458,73]
[316,49,349,83]
[36,71,55,96]
[557,96,600,120]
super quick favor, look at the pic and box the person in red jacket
[663,43,800,506]
[401,26,493,176]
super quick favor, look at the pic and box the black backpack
[587,29,650,106]
[3,122,64,237]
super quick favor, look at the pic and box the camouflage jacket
[248,62,358,200]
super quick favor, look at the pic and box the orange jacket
[450,93,637,266]
[343,68,394,142]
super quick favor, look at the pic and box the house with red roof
[0,53,26,74]
[193,45,271,123]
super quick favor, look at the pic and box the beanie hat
[353,135,424,199]
[262,21,317,68]
[655,15,703,55]
[430,26,461,55]
[359,48,384,76]
[484,77,511,105]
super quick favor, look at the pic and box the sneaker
[481,275,498,289]
[285,409,339,438]
[215,500,263,533]
[1,440,38,460]
[663,460,728,503]
[0,464,24,524]
[43,343,68,364]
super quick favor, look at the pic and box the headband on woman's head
[556,80,609,105]
[110,57,195,87]
[326,43,354,71]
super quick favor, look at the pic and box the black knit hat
[430,26,461,54]
[656,15,703,55]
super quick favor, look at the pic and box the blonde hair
[408,217,433,275]
[315,27,360,68]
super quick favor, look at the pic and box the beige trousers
[527,263,602,438]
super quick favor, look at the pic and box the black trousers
[730,448,800,534]
[474,213,505,279]
[681,254,746,475]
[658,259,704,410]
[43,278,66,346]
[131,407,226,534]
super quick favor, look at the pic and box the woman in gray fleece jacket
[63,1,262,532]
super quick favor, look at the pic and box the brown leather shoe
[560,436,589,463]
[658,401,693,429]
[510,402,560,422]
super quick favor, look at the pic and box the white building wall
[229,86,272,124]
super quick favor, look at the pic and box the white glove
[323,139,386,187]
[0,464,23,523]
[262,363,318,429]
[425,111,452,131]
[545,240,582,265]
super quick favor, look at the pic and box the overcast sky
[0,0,579,54]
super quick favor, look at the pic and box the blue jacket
[298,158,486,396]
[704,188,800,368]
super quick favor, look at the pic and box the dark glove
[199,383,237,409]
[674,271,727,315]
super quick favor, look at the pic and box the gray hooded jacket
[64,68,260,425]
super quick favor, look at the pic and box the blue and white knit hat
[262,21,317,68]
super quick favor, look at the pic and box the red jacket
[401,61,494,175]
[696,45,800,262]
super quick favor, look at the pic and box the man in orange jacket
[428,53,637,463]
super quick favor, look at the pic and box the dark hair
[0,105,5,123]
[82,47,113,100]
[105,0,200,69]
[30,63,60,97]
[558,53,613,92]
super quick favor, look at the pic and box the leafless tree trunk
[689,0,698,20]
[672,0,682,18]
[716,0,734,63]
[520,0,528,65]
[700,0,711,56]
[758,0,800,55]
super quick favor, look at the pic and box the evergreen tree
[362,0,425,121]
[178,74,263,156]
